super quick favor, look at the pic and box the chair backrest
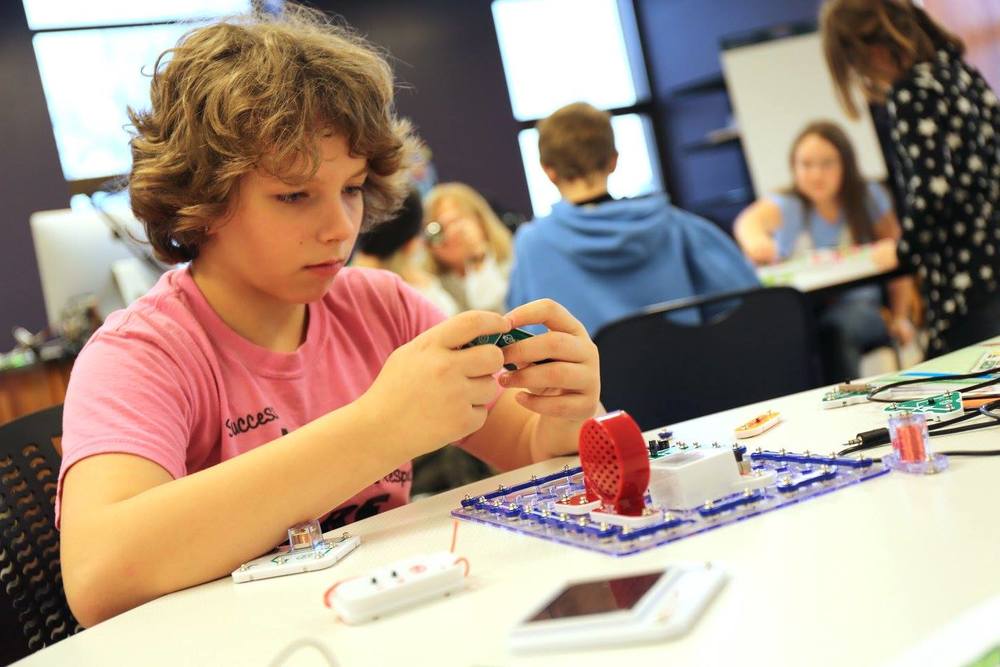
[594,287,822,431]
[0,404,81,664]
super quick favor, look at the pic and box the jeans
[818,286,890,382]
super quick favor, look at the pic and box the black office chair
[0,405,82,664]
[594,287,823,431]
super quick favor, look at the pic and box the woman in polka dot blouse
[822,0,1000,356]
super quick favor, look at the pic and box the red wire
[322,579,347,609]
[451,519,470,576]
[322,519,470,617]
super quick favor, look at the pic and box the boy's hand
[361,311,511,456]
[499,299,600,421]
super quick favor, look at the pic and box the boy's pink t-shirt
[57,266,452,528]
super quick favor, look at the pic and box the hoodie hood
[536,194,672,272]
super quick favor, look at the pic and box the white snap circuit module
[733,410,782,438]
[323,551,468,624]
[884,391,964,423]
[232,520,360,583]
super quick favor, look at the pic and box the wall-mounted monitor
[21,0,250,30]
[31,23,202,182]
[24,0,253,183]
[492,0,649,121]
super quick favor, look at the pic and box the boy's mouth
[304,260,344,275]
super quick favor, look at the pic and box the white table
[18,351,1000,667]
[756,244,896,294]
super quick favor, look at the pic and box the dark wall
[313,0,530,214]
[0,2,67,342]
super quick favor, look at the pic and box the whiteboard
[721,32,887,198]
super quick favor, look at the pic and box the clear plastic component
[287,519,326,552]
[885,411,948,474]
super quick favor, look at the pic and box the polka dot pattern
[887,46,1000,352]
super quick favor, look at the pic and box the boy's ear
[608,152,619,175]
[542,164,561,186]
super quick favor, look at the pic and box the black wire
[978,399,1000,421]
[928,421,1000,438]
[866,370,1000,403]
[929,408,985,430]
[835,399,1000,457]
[980,403,1000,421]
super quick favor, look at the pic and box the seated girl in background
[352,189,460,316]
[423,182,513,314]
[734,120,917,380]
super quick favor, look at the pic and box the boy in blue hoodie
[506,102,760,337]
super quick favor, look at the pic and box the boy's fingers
[501,362,589,392]
[468,376,500,407]
[502,332,584,367]
[504,299,586,337]
[456,345,505,377]
[433,310,512,349]
[513,392,594,420]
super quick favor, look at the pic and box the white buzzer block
[648,448,772,510]
[330,551,466,624]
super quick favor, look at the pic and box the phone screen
[528,571,667,622]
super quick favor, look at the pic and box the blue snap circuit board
[453,440,889,557]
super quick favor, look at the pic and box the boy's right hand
[359,310,512,457]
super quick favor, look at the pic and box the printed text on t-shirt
[226,407,280,437]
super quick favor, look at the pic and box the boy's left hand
[499,299,600,421]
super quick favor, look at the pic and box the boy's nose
[319,201,355,241]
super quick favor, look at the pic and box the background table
[756,244,903,298]
[17,346,1000,667]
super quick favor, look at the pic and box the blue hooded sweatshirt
[506,194,760,336]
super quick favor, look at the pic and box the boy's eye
[344,184,365,197]
[276,192,308,203]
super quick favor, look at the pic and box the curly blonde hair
[128,4,418,263]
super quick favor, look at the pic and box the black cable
[837,398,1000,456]
[838,410,977,454]
[838,420,1000,456]
[978,399,1000,421]
[980,403,1000,421]
[928,420,1000,438]
[866,369,1000,403]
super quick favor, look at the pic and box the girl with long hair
[821,0,1000,355]
[735,120,916,379]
